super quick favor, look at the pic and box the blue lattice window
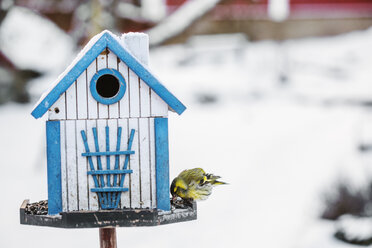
[80,126,135,210]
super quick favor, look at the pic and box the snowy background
[1,6,372,248]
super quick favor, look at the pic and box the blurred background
[2,0,372,247]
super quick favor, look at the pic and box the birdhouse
[20,31,196,228]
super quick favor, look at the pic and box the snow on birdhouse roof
[31,30,186,119]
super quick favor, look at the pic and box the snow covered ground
[2,25,372,247]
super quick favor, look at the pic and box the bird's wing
[180,168,206,185]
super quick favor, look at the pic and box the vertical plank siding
[86,120,99,210]
[76,120,89,210]
[65,120,78,211]
[66,82,77,119]
[139,118,151,208]
[59,117,157,211]
[87,62,98,119]
[76,71,88,119]
[107,119,118,207]
[60,121,68,212]
[48,46,166,120]
[118,118,130,208]
[128,69,140,117]
[118,61,130,118]
[149,118,157,208]
[107,50,120,119]
[128,118,140,208]
[48,93,66,120]
[140,79,151,117]
[97,54,109,119]
[46,34,170,212]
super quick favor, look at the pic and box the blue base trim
[155,118,170,211]
[31,31,186,119]
[46,121,62,215]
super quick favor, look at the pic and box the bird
[170,168,226,205]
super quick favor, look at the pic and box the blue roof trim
[31,32,186,119]
[106,35,186,115]
[31,35,107,119]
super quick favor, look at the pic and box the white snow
[268,0,290,22]
[141,0,167,22]
[336,215,372,241]
[0,6,74,72]
[2,24,372,248]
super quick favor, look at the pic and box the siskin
[170,168,227,203]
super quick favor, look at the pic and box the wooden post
[99,227,117,248]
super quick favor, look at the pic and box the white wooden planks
[65,120,78,211]
[86,120,99,210]
[128,118,140,208]
[107,119,118,191]
[125,33,151,118]
[48,34,168,120]
[76,71,88,119]
[60,117,157,210]
[128,69,140,118]
[97,54,109,119]
[66,83,77,120]
[87,61,98,119]
[76,120,89,210]
[118,61,130,118]
[149,118,156,208]
[97,119,108,186]
[60,121,68,211]
[139,118,151,208]
[118,118,130,208]
[51,33,170,212]
[122,33,166,118]
[140,79,151,117]
[48,93,66,120]
[107,50,120,119]
[150,91,168,117]
[123,34,145,118]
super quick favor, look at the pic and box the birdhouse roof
[31,30,186,119]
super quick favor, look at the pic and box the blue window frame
[90,68,126,105]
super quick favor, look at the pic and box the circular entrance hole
[96,74,120,98]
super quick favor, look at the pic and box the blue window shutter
[155,118,170,211]
[46,121,62,215]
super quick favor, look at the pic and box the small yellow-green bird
[170,168,227,202]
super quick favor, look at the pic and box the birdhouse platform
[20,199,197,228]
[20,30,196,236]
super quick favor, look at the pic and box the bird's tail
[206,174,228,185]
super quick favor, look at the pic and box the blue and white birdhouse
[22,31,195,228]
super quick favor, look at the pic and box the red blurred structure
[4,0,372,44]
[160,0,372,43]
[167,0,372,19]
